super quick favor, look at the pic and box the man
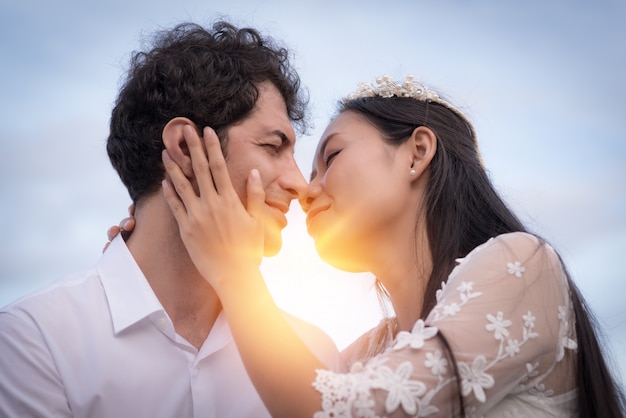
[0,21,338,417]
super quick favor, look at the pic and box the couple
[1,20,624,417]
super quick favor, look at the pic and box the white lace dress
[313,232,578,417]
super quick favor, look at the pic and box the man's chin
[262,232,282,257]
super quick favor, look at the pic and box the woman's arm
[162,124,325,417]
[161,124,575,417]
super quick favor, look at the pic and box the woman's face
[301,111,417,271]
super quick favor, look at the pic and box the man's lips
[266,201,289,214]
[266,201,289,228]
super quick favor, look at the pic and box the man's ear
[408,126,437,180]
[162,117,197,177]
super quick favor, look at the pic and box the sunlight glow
[261,206,385,350]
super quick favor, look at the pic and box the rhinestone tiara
[342,75,475,139]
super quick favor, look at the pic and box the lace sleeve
[312,232,576,417]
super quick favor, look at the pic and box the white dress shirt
[0,235,339,417]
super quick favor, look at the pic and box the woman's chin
[314,239,364,273]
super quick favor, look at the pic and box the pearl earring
[409,168,417,176]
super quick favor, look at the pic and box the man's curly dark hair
[107,21,309,203]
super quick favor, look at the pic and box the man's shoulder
[1,267,103,321]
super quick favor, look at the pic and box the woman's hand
[161,124,266,293]
[163,124,325,417]
[103,204,136,252]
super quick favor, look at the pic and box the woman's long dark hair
[340,96,625,416]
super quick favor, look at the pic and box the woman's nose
[299,182,322,213]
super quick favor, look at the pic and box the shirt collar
[96,235,166,334]
[199,310,231,355]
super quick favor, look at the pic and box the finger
[107,225,121,242]
[182,124,215,198]
[161,178,188,227]
[202,126,234,197]
[120,217,135,233]
[246,169,265,221]
[128,203,136,216]
[162,149,197,214]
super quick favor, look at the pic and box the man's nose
[279,159,308,200]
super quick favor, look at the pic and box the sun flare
[261,205,385,350]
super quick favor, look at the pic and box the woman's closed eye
[324,150,341,166]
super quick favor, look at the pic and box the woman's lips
[306,205,329,228]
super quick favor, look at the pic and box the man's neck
[125,195,221,350]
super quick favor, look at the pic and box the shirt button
[158,317,167,328]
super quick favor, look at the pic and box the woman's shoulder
[340,319,395,371]
[477,231,542,251]
[462,231,558,267]
[492,231,544,249]
[442,231,566,303]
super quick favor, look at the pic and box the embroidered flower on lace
[507,261,525,278]
[516,364,546,397]
[425,350,448,376]
[314,235,570,416]
[353,393,378,418]
[522,311,536,328]
[429,280,481,323]
[416,389,441,416]
[314,337,457,417]
[442,302,461,316]
[435,281,447,303]
[556,305,577,361]
[393,319,438,350]
[457,281,474,293]
[350,361,364,373]
[529,383,555,398]
[486,311,512,340]
[458,355,495,403]
[505,339,521,357]
[560,334,577,357]
[465,405,478,418]
[313,370,353,418]
[526,362,540,378]
[514,362,540,394]
[522,326,539,341]
[373,362,426,415]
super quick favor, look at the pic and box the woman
[114,76,625,416]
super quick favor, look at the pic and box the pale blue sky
[1,0,624,384]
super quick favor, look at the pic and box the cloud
[1,0,624,381]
